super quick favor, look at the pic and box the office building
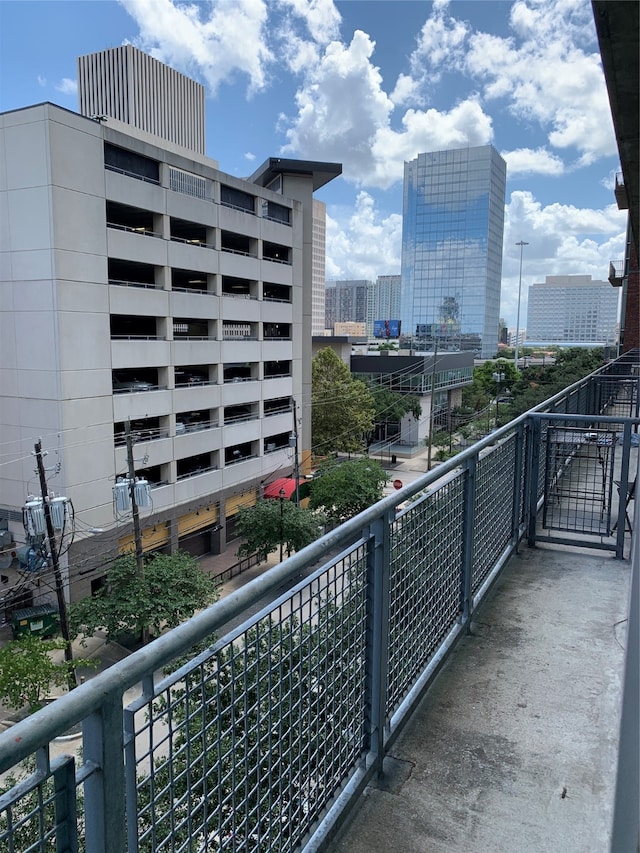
[78,45,206,154]
[325,279,369,331]
[400,145,506,358]
[367,275,401,337]
[0,50,340,600]
[527,275,619,345]
[311,199,327,335]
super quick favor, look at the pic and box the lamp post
[279,487,285,562]
[514,240,528,370]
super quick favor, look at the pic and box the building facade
[400,145,506,359]
[324,279,370,331]
[526,275,619,345]
[0,94,339,600]
[311,199,327,336]
[367,275,402,337]
[78,45,206,154]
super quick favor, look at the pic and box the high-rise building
[78,45,206,154]
[311,199,327,336]
[527,275,619,345]
[0,51,340,599]
[400,145,506,358]
[324,280,369,331]
[367,275,402,337]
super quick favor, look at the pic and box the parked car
[113,375,153,393]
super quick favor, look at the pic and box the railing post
[459,456,476,627]
[511,421,525,548]
[527,416,542,547]
[82,689,127,853]
[364,512,392,778]
[615,420,632,560]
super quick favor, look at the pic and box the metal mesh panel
[543,427,617,535]
[128,548,368,853]
[0,756,78,853]
[386,475,465,712]
[472,437,516,594]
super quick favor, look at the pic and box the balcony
[614,172,628,210]
[1,352,638,852]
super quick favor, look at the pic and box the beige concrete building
[0,50,340,601]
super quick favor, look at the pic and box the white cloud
[464,0,616,164]
[502,147,565,176]
[37,75,46,87]
[244,151,256,161]
[119,0,273,95]
[55,78,77,96]
[283,29,494,188]
[325,192,402,280]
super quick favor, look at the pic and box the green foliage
[136,585,365,851]
[235,499,325,561]
[369,385,421,424]
[473,358,519,397]
[0,635,90,713]
[70,551,218,644]
[0,757,86,851]
[309,458,388,524]
[312,348,376,455]
[506,347,605,416]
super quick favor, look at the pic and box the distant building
[325,279,370,330]
[334,322,367,337]
[78,45,206,154]
[400,145,506,358]
[526,275,619,345]
[351,351,474,453]
[367,275,401,337]
[311,199,327,336]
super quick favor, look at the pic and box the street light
[514,240,528,371]
[279,487,286,562]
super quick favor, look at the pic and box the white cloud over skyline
[6,0,623,327]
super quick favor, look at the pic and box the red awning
[263,477,305,500]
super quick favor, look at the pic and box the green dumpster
[11,604,59,639]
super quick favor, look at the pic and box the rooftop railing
[0,353,638,852]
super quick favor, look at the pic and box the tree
[0,635,90,714]
[369,385,421,428]
[312,348,376,455]
[473,358,519,397]
[235,499,325,561]
[308,458,388,525]
[70,551,218,645]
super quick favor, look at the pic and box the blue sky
[0,0,626,328]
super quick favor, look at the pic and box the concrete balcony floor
[328,540,630,853]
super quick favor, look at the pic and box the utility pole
[124,419,148,644]
[292,398,301,507]
[426,339,438,470]
[34,439,76,690]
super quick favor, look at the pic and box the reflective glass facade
[400,146,506,358]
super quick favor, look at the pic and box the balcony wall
[221,379,261,406]
[112,388,171,421]
[105,170,166,212]
[106,229,167,266]
[173,384,221,411]
[170,289,218,318]
[174,426,222,457]
[109,285,169,315]
[110,339,170,370]
[174,468,222,504]
[171,339,220,366]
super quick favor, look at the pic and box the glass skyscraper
[400,145,506,358]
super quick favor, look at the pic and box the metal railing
[0,354,638,852]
